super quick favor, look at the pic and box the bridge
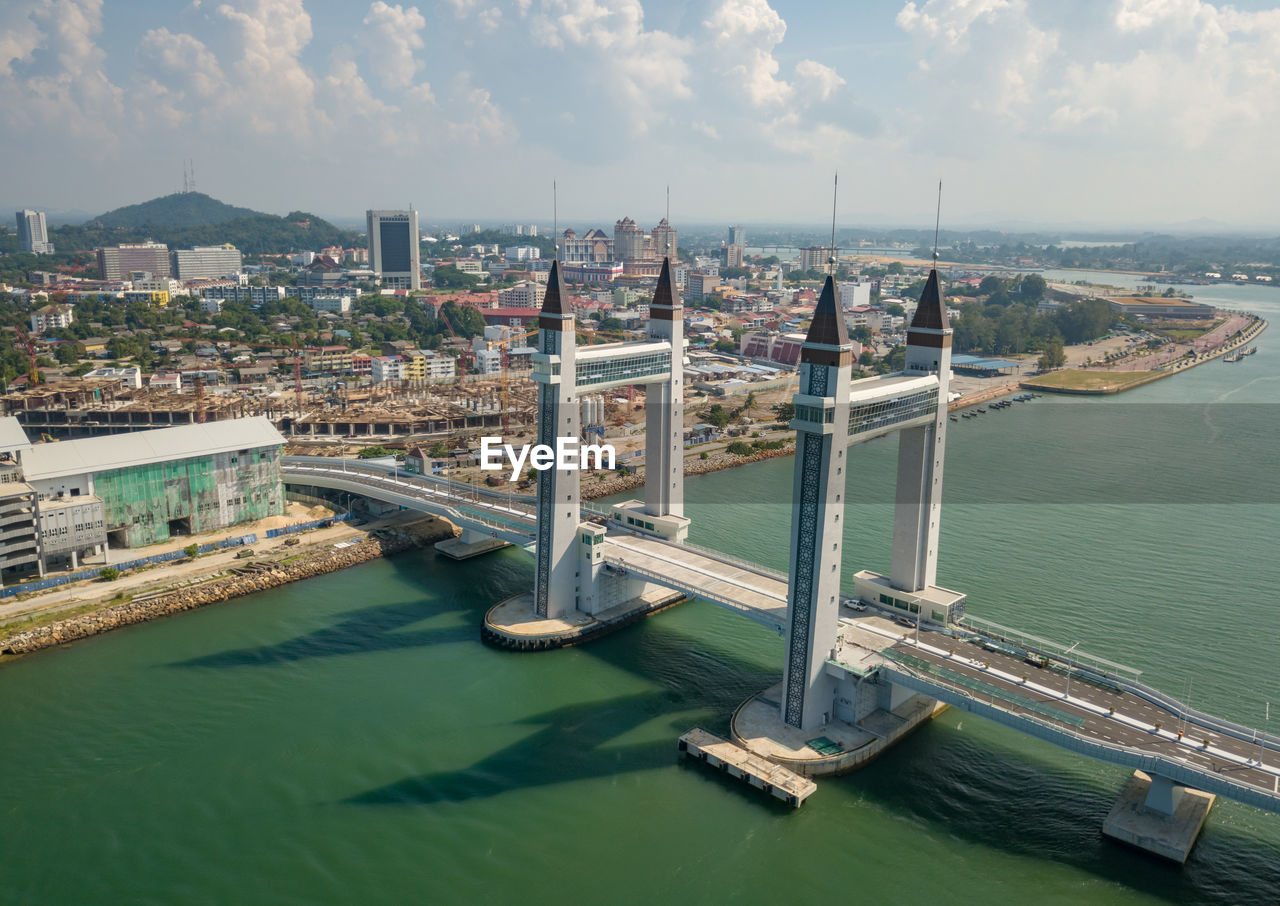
[283,259,1279,861]
[281,455,1280,817]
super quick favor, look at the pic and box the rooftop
[18,416,284,481]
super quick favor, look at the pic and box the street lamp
[1063,641,1080,700]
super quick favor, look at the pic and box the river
[1,283,1277,904]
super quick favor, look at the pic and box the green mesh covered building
[18,417,285,548]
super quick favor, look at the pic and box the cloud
[215,0,317,134]
[0,0,122,139]
[793,60,845,102]
[705,0,791,106]
[522,0,692,132]
[361,2,427,89]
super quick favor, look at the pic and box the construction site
[0,375,542,446]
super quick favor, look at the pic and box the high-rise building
[16,210,54,255]
[367,209,421,290]
[728,225,746,247]
[97,242,170,280]
[171,245,243,280]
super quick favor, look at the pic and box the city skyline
[3,0,1280,229]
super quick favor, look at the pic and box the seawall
[1,519,455,657]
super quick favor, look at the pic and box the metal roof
[0,417,32,454]
[18,417,284,482]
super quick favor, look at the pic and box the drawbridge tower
[782,277,854,729]
[529,258,689,621]
[777,267,962,733]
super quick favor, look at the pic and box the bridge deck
[601,531,787,633]
[842,619,1280,812]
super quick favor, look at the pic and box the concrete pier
[434,528,509,560]
[731,682,947,777]
[482,588,685,650]
[678,727,817,807]
[1102,770,1216,863]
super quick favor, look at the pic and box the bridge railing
[602,557,785,633]
[284,463,536,541]
[879,661,1280,814]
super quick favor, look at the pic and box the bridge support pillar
[435,527,509,560]
[1102,770,1215,863]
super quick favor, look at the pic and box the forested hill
[48,194,362,257]
[93,192,259,228]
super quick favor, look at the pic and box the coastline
[0,517,455,659]
[1023,316,1268,395]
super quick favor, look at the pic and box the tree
[702,404,731,429]
[886,262,905,275]
[99,567,120,581]
[428,441,449,458]
[887,303,906,317]
[713,339,736,354]
[1038,341,1066,370]
[726,441,753,456]
[772,401,794,423]
[184,543,200,558]
[55,344,79,365]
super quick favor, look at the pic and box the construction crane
[194,374,206,424]
[15,326,39,386]
[436,306,474,386]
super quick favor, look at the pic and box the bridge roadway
[284,456,1280,813]
[861,621,1280,814]
[283,456,790,633]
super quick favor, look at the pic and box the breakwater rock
[2,519,454,657]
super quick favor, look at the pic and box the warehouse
[18,417,285,549]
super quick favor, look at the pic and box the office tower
[366,209,421,290]
[16,210,54,255]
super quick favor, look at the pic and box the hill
[92,192,261,229]
[48,195,363,257]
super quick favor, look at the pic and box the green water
[2,286,1278,904]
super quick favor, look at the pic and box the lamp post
[1063,641,1080,701]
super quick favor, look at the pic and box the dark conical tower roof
[910,269,949,330]
[804,276,851,348]
[651,256,681,310]
[541,259,566,315]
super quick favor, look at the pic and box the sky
[3,0,1280,230]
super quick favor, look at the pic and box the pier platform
[434,534,509,560]
[731,684,946,777]
[678,728,816,807]
[482,588,685,651]
[1102,770,1216,863]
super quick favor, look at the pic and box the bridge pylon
[781,276,853,731]
[530,261,581,619]
[890,269,953,593]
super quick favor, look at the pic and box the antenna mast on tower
[828,172,838,276]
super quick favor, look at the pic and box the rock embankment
[2,519,454,657]
[582,442,796,500]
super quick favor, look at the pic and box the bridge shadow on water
[850,718,1280,903]
[166,548,520,669]
[162,547,1280,899]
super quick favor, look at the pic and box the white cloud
[215,0,317,134]
[705,0,791,106]
[361,2,427,89]
[523,0,692,131]
[0,0,122,139]
[793,59,845,102]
